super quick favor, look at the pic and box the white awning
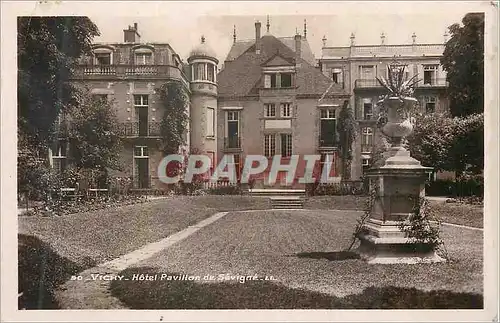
[361,154,372,159]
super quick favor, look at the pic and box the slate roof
[218,34,347,98]
[225,37,316,66]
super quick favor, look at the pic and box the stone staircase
[249,189,306,209]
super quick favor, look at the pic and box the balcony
[354,79,381,88]
[417,78,448,88]
[72,64,187,82]
[354,78,448,89]
[223,136,241,150]
[120,122,161,138]
[318,137,339,149]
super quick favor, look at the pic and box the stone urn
[377,96,420,167]
[379,96,417,144]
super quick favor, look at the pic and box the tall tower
[188,36,219,169]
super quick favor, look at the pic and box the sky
[83,2,486,64]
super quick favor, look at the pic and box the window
[134,95,149,136]
[360,65,375,79]
[423,64,438,85]
[362,157,371,168]
[332,68,342,84]
[424,96,437,113]
[134,146,150,189]
[319,108,337,147]
[206,107,215,137]
[51,140,67,173]
[264,103,276,117]
[194,63,206,80]
[264,134,276,157]
[362,127,374,146]
[134,95,149,107]
[207,64,215,82]
[95,53,111,65]
[134,146,149,157]
[280,134,292,157]
[226,111,239,148]
[280,103,291,118]
[135,53,152,65]
[363,103,373,120]
[320,108,335,119]
[281,73,292,88]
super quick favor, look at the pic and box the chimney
[255,21,261,54]
[123,22,140,43]
[294,33,302,62]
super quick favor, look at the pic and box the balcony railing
[73,64,185,81]
[319,137,339,148]
[120,122,161,137]
[224,136,241,149]
[354,79,381,88]
[354,78,448,89]
[418,78,448,87]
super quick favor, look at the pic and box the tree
[448,113,484,176]
[67,88,122,172]
[407,113,456,172]
[157,81,190,155]
[17,17,100,196]
[18,17,100,142]
[337,100,356,179]
[407,112,484,177]
[441,13,484,117]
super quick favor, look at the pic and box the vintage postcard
[1,1,498,322]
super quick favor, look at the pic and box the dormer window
[264,72,294,89]
[133,46,154,65]
[95,53,111,65]
[92,46,114,65]
[135,52,152,65]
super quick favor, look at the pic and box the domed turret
[189,35,218,61]
[187,35,218,172]
[188,35,218,90]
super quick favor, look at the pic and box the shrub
[313,181,366,196]
[207,184,242,195]
[426,176,483,197]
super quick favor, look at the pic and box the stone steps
[269,196,305,209]
[249,188,306,197]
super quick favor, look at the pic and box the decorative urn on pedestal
[357,63,445,264]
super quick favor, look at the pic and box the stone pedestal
[357,147,445,264]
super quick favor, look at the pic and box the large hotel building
[64,21,449,190]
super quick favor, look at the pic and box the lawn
[18,195,270,309]
[110,209,483,309]
[305,195,483,228]
[18,194,483,309]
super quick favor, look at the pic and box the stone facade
[69,24,191,190]
[318,35,450,180]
